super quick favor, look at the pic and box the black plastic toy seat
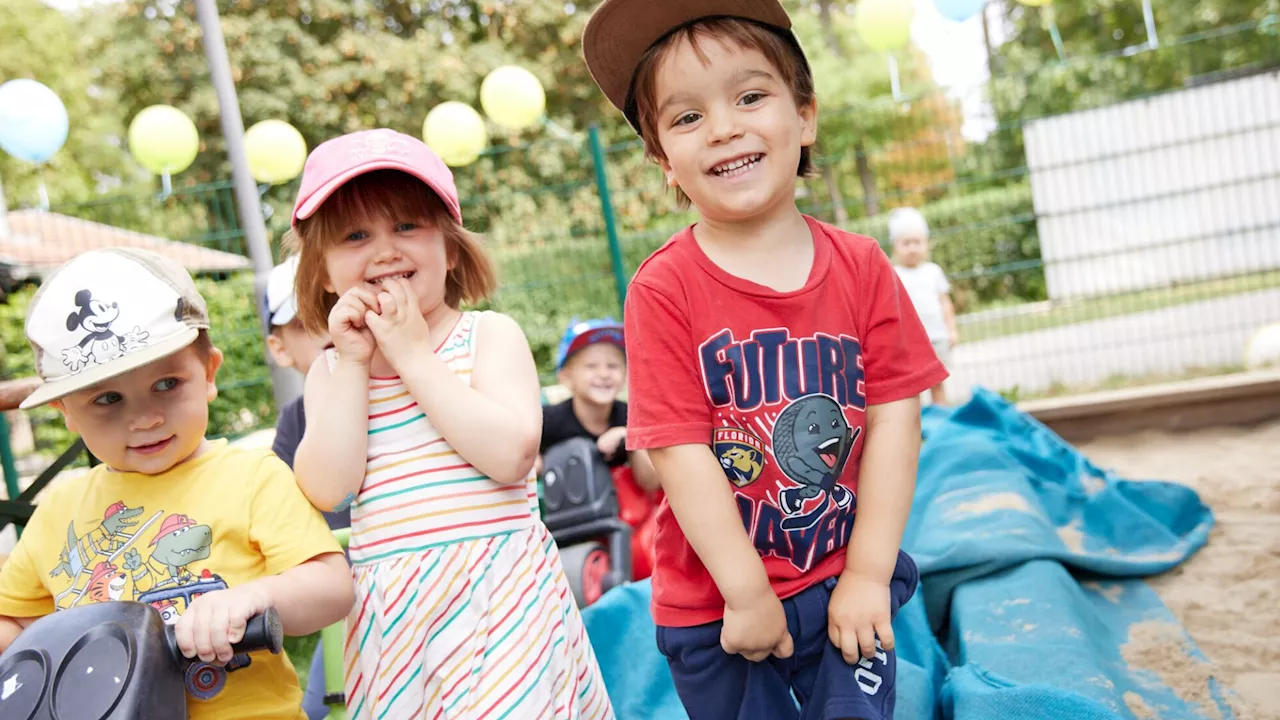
[0,601,282,720]
[541,436,632,590]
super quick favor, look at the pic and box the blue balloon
[934,0,987,22]
[0,79,70,164]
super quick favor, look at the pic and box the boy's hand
[364,277,430,371]
[721,587,793,663]
[829,571,894,663]
[597,426,627,460]
[328,288,379,366]
[948,327,959,347]
[175,583,272,665]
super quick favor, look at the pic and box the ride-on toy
[540,437,659,607]
[0,601,283,720]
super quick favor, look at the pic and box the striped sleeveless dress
[340,311,613,720]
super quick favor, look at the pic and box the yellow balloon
[422,101,487,167]
[128,105,199,175]
[480,65,547,131]
[244,120,307,185]
[1016,0,1052,5]
[855,0,915,52]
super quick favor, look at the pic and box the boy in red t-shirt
[582,2,948,719]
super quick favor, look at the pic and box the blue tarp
[582,388,1238,719]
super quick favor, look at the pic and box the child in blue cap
[539,318,659,493]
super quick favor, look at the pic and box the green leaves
[0,0,128,208]
[990,0,1280,123]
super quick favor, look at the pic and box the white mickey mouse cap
[21,247,211,409]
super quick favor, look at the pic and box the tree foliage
[979,0,1280,173]
[3,0,1277,396]
[992,0,1280,121]
[0,0,127,208]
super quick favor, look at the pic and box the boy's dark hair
[629,17,816,208]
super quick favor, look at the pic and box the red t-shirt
[624,215,948,627]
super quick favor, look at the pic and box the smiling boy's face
[558,343,627,408]
[650,34,816,225]
[52,342,223,475]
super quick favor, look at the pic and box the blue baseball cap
[555,317,624,370]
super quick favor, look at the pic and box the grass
[958,269,1280,343]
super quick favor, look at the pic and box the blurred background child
[890,208,958,405]
[262,250,346,720]
[540,318,658,494]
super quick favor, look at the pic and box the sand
[1080,420,1280,719]
[1120,620,1224,719]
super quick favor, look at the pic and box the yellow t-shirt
[0,440,342,720]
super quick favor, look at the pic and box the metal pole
[0,181,18,538]
[194,0,302,410]
[0,414,20,514]
[587,125,628,315]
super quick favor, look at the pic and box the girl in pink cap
[287,129,613,720]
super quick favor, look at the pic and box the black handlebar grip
[163,607,285,665]
[232,608,284,655]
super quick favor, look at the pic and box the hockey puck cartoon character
[771,394,860,531]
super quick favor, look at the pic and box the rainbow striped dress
[340,312,613,720]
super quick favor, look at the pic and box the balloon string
[258,183,274,221]
[542,117,582,147]
[37,171,50,211]
[1142,0,1160,49]
[1045,8,1068,64]
[888,54,903,102]
[161,171,173,200]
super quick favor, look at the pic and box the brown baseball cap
[582,0,797,132]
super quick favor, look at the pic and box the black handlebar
[164,608,284,666]
[234,608,284,656]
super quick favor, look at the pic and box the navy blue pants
[657,551,918,720]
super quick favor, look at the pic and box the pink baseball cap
[290,128,462,230]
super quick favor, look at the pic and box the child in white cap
[0,247,353,719]
[263,247,348,720]
[889,207,957,405]
[263,248,337,506]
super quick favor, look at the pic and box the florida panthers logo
[714,427,766,487]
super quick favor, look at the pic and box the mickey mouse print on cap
[21,247,211,409]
